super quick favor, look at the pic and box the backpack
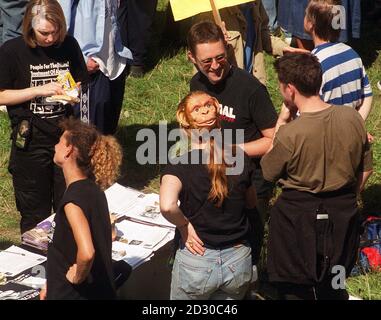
[351,216,381,275]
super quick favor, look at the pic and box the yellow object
[170,0,254,21]
[57,71,76,91]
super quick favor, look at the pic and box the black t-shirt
[190,66,277,195]
[161,150,254,248]
[47,179,116,300]
[0,35,88,120]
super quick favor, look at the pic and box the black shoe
[129,65,145,78]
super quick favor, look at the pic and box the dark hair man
[188,21,278,268]
[261,53,373,300]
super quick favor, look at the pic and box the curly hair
[177,91,228,207]
[60,118,122,190]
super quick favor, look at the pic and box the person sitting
[160,91,256,300]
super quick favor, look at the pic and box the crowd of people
[0,0,378,300]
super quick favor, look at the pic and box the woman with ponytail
[160,91,256,300]
[41,118,122,300]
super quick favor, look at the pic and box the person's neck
[312,33,329,47]
[63,163,87,188]
[296,95,331,113]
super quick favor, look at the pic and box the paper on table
[104,183,143,217]
[0,246,46,277]
[112,241,153,269]
[123,193,175,229]
[115,220,173,250]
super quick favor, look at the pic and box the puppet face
[182,93,219,130]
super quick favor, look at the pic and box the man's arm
[357,169,373,193]
[265,103,295,154]
[240,126,275,157]
[357,95,373,121]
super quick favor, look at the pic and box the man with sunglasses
[188,21,277,274]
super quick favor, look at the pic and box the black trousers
[118,0,158,66]
[8,121,65,234]
[89,69,126,135]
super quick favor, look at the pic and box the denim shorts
[170,243,252,300]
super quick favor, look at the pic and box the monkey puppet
[176,91,220,132]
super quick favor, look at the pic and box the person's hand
[66,264,80,284]
[220,21,231,42]
[35,82,65,97]
[87,57,99,74]
[283,46,310,55]
[278,102,295,123]
[367,132,374,143]
[39,283,47,300]
[179,222,205,256]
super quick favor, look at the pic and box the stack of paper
[115,220,174,251]
[105,183,175,229]
[105,183,176,270]
[105,183,143,219]
[112,241,154,269]
[0,246,47,277]
[21,215,55,252]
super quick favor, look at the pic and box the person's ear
[187,50,197,65]
[64,144,74,160]
[304,17,314,34]
[288,84,298,102]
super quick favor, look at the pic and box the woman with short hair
[0,0,88,233]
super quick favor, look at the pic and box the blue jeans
[171,243,252,300]
[262,0,278,32]
[0,0,27,46]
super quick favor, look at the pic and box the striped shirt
[312,42,372,108]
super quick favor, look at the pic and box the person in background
[278,0,361,50]
[0,0,28,46]
[41,118,122,300]
[58,0,132,135]
[0,0,88,233]
[262,0,279,35]
[118,0,158,77]
[305,0,372,121]
[261,53,372,300]
[193,1,288,85]
[160,91,256,300]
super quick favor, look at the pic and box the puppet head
[176,91,220,132]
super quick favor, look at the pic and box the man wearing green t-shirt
[261,53,373,300]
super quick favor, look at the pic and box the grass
[0,0,380,299]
